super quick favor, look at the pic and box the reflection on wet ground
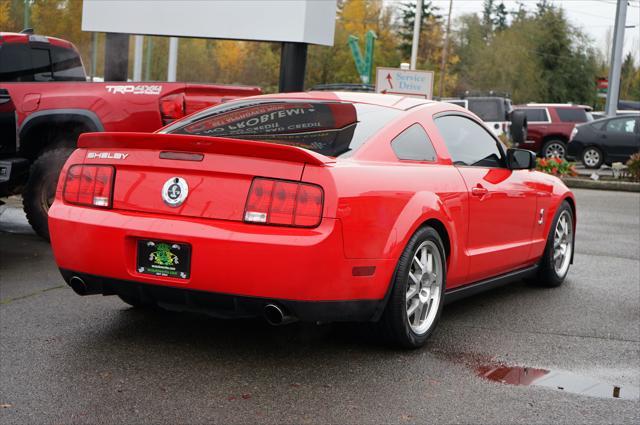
[477,365,640,400]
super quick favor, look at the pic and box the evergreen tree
[493,2,508,31]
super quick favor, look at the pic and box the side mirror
[507,148,536,170]
[509,110,528,146]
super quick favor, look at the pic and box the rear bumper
[49,203,395,306]
[59,269,382,322]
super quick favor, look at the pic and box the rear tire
[23,148,73,241]
[531,201,574,287]
[376,226,446,349]
[542,139,567,159]
[581,146,604,169]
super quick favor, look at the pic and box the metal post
[133,35,144,81]
[104,33,130,82]
[439,0,453,98]
[23,0,30,29]
[144,37,153,81]
[279,42,308,92]
[167,37,179,82]
[410,0,424,70]
[90,32,98,81]
[605,0,627,116]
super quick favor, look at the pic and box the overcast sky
[411,0,640,64]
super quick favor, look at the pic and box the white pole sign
[375,67,435,99]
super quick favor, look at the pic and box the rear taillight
[160,93,185,125]
[244,178,323,228]
[62,165,115,208]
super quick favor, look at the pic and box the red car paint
[48,92,575,320]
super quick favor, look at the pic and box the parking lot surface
[1,189,639,424]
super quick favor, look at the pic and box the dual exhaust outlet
[263,303,297,326]
[69,276,297,326]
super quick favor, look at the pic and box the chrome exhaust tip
[69,276,88,295]
[264,303,297,326]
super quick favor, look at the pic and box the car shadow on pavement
[64,277,553,360]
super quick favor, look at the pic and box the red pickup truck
[0,31,261,239]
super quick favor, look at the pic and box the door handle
[471,186,488,197]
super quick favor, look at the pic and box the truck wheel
[542,140,567,159]
[23,148,73,240]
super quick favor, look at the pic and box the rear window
[50,45,85,81]
[467,99,505,122]
[521,108,549,122]
[164,100,402,157]
[556,108,589,123]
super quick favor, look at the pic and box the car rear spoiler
[78,132,334,166]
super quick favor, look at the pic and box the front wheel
[581,146,603,169]
[532,201,574,287]
[377,226,446,348]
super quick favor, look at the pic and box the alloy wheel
[545,142,566,159]
[582,148,601,168]
[553,210,573,278]
[406,241,443,335]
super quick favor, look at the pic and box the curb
[562,177,640,193]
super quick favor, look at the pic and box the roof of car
[0,32,76,49]
[254,91,436,111]
[517,103,592,111]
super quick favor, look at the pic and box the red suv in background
[513,104,593,159]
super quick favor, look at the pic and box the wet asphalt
[0,189,638,424]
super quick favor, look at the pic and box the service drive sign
[375,67,435,99]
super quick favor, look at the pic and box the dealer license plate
[136,240,191,280]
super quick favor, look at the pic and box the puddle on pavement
[477,365,640,400]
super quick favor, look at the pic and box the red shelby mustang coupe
[49,92,576,348]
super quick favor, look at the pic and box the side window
[556,108,588,123]
[391,124,437,161]
[434,115,504,167]
[523,108,548,122]
[606,118,636,134]
[50,46,85,81]
[0,44,34,81]
[31,48,53,82]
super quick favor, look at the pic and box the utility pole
[605,0,628,116]
[439,0,454,98]
[410,0,424,70]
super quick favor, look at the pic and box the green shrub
[536,157,577,177]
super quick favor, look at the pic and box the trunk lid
[77,132,332,221]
